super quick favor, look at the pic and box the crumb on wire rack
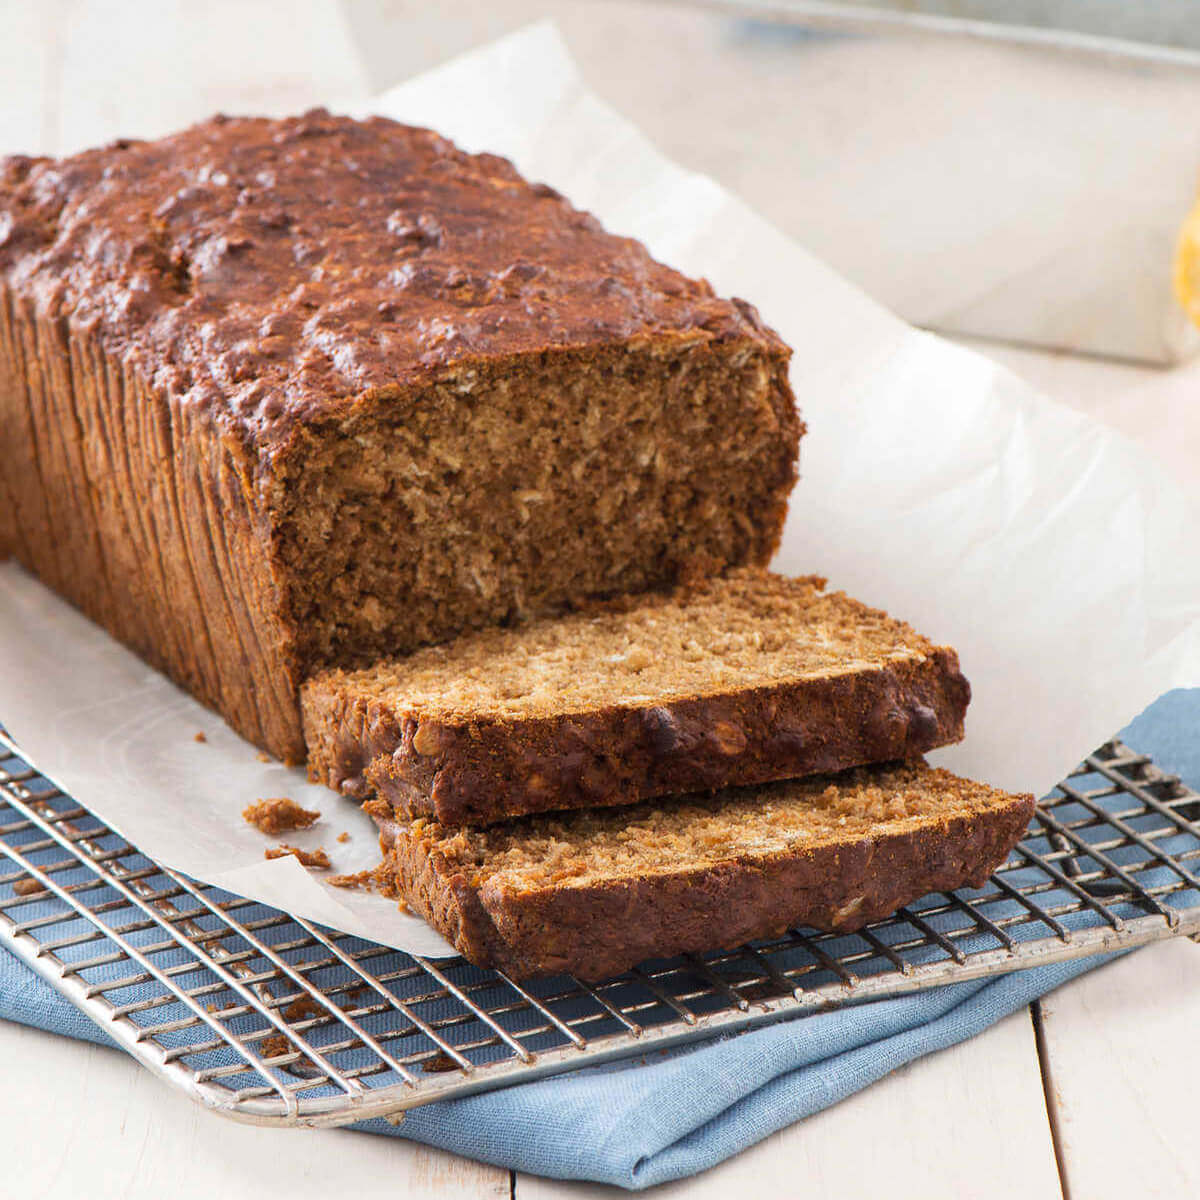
[262,994,368,1060]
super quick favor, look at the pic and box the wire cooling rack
[2,730,1199,1128]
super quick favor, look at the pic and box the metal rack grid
[2,729,1199,1128]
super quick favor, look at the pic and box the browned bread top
[0,110,786,465]
[301,570,971,823]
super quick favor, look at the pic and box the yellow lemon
[1173,198,1200,329]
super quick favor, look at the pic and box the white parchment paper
[2,22,1199,956]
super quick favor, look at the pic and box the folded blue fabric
[3,689,1198,1188]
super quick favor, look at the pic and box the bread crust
[0,290,304,757]
[375,778,1034,981]
[302,648,970,824]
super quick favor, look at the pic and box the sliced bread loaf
[1,113,798,761]
[302,570,971,825]
[371,761,1033,980]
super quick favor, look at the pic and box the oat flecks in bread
[0,111,801,761]
[301,570,970,824]
[242,797,319,835]
[376,762,1034,981]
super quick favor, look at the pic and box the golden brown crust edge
[376,789,1035,981]
[302,649,971,825]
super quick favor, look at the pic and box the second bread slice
[302,569,971,825]
[371,761,1033,980]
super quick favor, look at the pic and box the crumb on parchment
[265,844,330,869]
[243,797,320,835]
[328,869,373,890]
[327,865,407,908]
[194,731,207,743]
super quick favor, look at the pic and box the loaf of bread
[303,569,970,824]
[371,761,1033,980]
[0,111,801,760]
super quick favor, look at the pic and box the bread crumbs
[327,865,406,906]
[261,996,346,1060]
[328,869,373,890]
[243,797,320,835]
[265,844,330,869]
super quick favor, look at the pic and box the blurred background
[4,0,1200,392]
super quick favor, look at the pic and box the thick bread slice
[302,570,971,825]
[371,761,1034,981]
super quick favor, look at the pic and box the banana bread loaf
[0,110,801,761]
[303,569,970,824]
[372,760,1033,980]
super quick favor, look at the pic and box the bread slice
[301,570,971,825]
[371,761,1033,980]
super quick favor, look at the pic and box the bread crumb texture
[404,762,1022,893]
[317,569,937,721]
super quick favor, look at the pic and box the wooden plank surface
[2,0,369,157]
[1037,937,1200,1200]
[0,1018,510,1197]
[516,1008,1063,1199]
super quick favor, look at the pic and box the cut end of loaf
[275,339,799,681]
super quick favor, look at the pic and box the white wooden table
[2,3,1196,1194]
[3,937,1197,1197]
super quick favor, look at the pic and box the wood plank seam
[1032,999,1074,1200]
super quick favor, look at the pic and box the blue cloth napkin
[3,689,1198,1188]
